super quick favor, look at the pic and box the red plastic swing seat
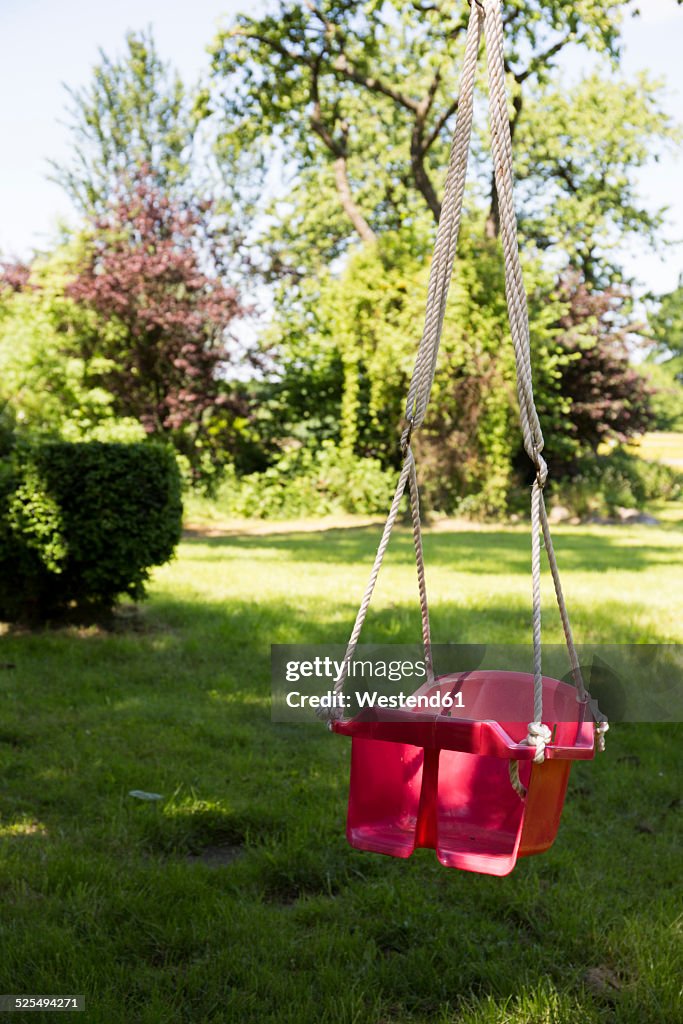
[332,671,596,876]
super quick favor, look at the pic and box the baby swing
[321,0,609,877]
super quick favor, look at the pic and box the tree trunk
[333,156,376,244]
[411,133,442,223]
[485,172,500,239]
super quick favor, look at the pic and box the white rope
[538,490,586,703]
[321,0,608,760]
[403,1,484,435]
[508,759,526,799]
[482,0,602,757]
[596,721,609,752]
[319,0,483,723]
[408,452,435,686]
[484,5,544,464]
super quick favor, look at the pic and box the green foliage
[638,360,683,431]
[204,1,670,518]
[0,403,17,456]
[558,446,682,518]
[19,3,676,524]
[209,0,672,283]
[514,72,677,284]
[209,442,395,519]
[648,279,683,364]
[262,233,659,517]
[0,246,145,443]
[266,230,568,517]
[0,441,182,622]
[318,238,431,459]
[415,233,567,515]
[1,209,247,483]
[645,283,683,420]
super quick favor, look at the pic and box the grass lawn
[629,431,683,468]
[0,508,681,1023]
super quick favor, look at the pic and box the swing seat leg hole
[345,736,572,876]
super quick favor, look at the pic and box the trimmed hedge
[0,441,182,622]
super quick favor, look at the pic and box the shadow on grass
[180,522,682,575]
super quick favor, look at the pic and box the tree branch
[410,71,444,222]
[424,96,459,154]
[312,5,441,222]
[511,34,572,84]
[333,154,377,244]
[509,92,523,151]
[484,31,572,238]
[556,162,578,193]
[309,57,376,243]
[410,132,442,222]
[230,26,315,69]
[302,0,420,111]
[331,54,419,112]
[420,68,442,121]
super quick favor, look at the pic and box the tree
[0,261,31,294]
[51,30,200,216]
[208,0,675,281]
[0,246,144,443]
[535,273,655,475]
[641,278,683,428]
[262,227,571,514]
[513,72,675,285]
[65,170,249,475]
[648,278,683,370]
[638,359,683,431]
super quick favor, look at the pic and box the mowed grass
[0,508,682,1024]
[629,431,683,468]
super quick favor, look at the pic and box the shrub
[557,446,682,519]
[210,442,396,519]
[0,440,182,622]
[638,361,683,431]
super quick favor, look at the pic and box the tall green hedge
[0,441,182,622]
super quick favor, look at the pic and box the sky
[0,0,682,296]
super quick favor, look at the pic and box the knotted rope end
[525,721,552,763]
[508,759,527,800]
[316,704,345,726]
[596,720,609,753]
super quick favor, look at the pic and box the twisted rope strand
[321,0,608,758]
[408,454,435,685]
[319,452,413,722]
[407,3,484,429]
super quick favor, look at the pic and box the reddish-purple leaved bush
[555,273,654,451]
[0,261,32,293]
[67,173,247,440]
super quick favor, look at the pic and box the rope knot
[316,703,344,725]
[536,455,548,488]
[530,445,548,489]
[596,720,609,753]
[526,721,552,763]
[400,415,414,456]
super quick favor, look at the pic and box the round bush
[0,440,182,622]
